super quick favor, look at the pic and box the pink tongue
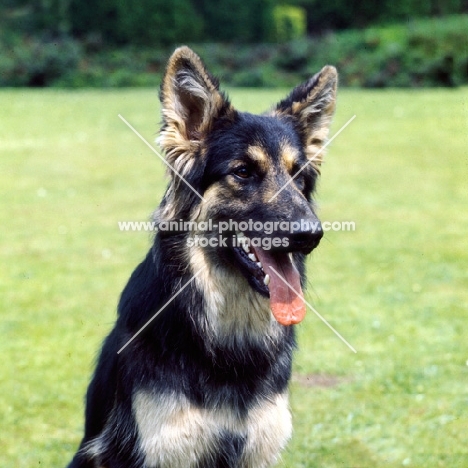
[252,247,306,326]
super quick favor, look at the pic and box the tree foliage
[1,0,467,45]
[271,5,307,42]
[291,0,467,32]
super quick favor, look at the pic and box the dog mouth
[231,232,306,326]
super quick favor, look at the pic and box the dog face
[157,47,337,326]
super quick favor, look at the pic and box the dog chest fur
[133,390,292,468]
[189,244,283,344]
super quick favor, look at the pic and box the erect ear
[273,66,337,174]
[158,46,234,163]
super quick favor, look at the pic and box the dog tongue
[252,247,306,326]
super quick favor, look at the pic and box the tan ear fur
[158,46,234,171]
[273,66,338,174]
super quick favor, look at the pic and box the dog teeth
[256,262,262,269]
[237,232,251,253]
[264,274,270,286]
[248,253,257,262]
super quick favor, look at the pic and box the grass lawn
[1,85,467,467]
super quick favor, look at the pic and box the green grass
[1,87,468,467]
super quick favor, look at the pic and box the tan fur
[246,145,269,172]
[241,393,292,467]
[133,390,292,468]
[133,391,216,468]
[280,140,301,173]
[190,244,281,345]
[273,65,337,174]
[158,46,234,172]
[156,47,238,224]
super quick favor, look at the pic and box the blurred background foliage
[1,0,468,87]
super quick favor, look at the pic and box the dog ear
[158,46,234,162]
[274,66,337,174]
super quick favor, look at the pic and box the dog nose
[288,222,323,253]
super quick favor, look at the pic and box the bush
[302,0,466,32]
[195,0,274,43]
[2,15,468,88]
[115,0,204,46]
[271,5,307,42]
[0,36,82,87]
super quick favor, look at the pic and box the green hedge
[0,36,82,87]
[298,0,467,32]
[1,15,468,88]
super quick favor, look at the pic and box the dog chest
[133,390,292,468]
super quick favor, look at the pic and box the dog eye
[233,166,251,179]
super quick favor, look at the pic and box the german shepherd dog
[68,47,337,468]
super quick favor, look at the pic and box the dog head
[156,46,337,326]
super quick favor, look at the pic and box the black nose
[288,222,323,253]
